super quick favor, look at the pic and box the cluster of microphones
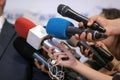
[13,4,116,80]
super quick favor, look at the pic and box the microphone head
[14,17,36,39]
[46,18,74,40]
[14,37,48,66]
[13,37,36,62]
[57,4,70,16]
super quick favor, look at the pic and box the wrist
[71,60,81,70]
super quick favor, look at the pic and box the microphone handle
[33,52,49,70]
[91,45,114,62]
[43,40,61,53]
[77,41,112,70]
[66,27,107,39]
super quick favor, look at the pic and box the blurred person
[0,0,32,80]
[0,0,51,80]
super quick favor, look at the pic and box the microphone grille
[57,4,69,16]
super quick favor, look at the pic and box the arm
[73,60,112,80]
[53,43,113,80]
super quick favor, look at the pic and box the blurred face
[0,0,6,15]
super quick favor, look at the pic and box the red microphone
[14,17,36,39]
[14,17,49,50]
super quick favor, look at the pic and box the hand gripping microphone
[57,4,106,33]
[46,18,107,40]
[67,36,113,70]
[90,45,113,62]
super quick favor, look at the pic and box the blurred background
[4,0,120,62]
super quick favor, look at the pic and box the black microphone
[57,4,106,33]
[13,37,49,70]
[90,45,114,62]
[112,73,120,80]
[78,41,112,70]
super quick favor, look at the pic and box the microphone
[14,17,36,39]
[15,17,64,55]
[112,73,120,80]
[57,4,106,33]
[67,36,112,70]
[13,37,49,70]
[46,18,107,40]
[90,45,114,62]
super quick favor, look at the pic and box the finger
[87,15,99,26]
[34,59,41,69]
[84,48,90,57]
[56,54,68,65]
[74,34,80,40]
[54,52,66,60]
[86,41,95,46]
[96,42,111,53]
[42,46,49,52]
[56,42,68,52]
[80,46,83,53]
[95,41,103,47]
[89,53,94,60]
[78,22,84,27]
[87,33,93,41]
[80,32,87,41]
[40,64,49,73]
[47,47,55,59]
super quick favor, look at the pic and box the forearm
[72,61,112,80]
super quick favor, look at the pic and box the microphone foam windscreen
[14,37,36,61]
[14,17,36,39]
[46,18,74,39]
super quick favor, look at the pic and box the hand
[34,59,49,74]
[49,43,79,69]
[74,15,120,42]
[80,44,94,59]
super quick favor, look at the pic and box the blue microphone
[46,18,107,40]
